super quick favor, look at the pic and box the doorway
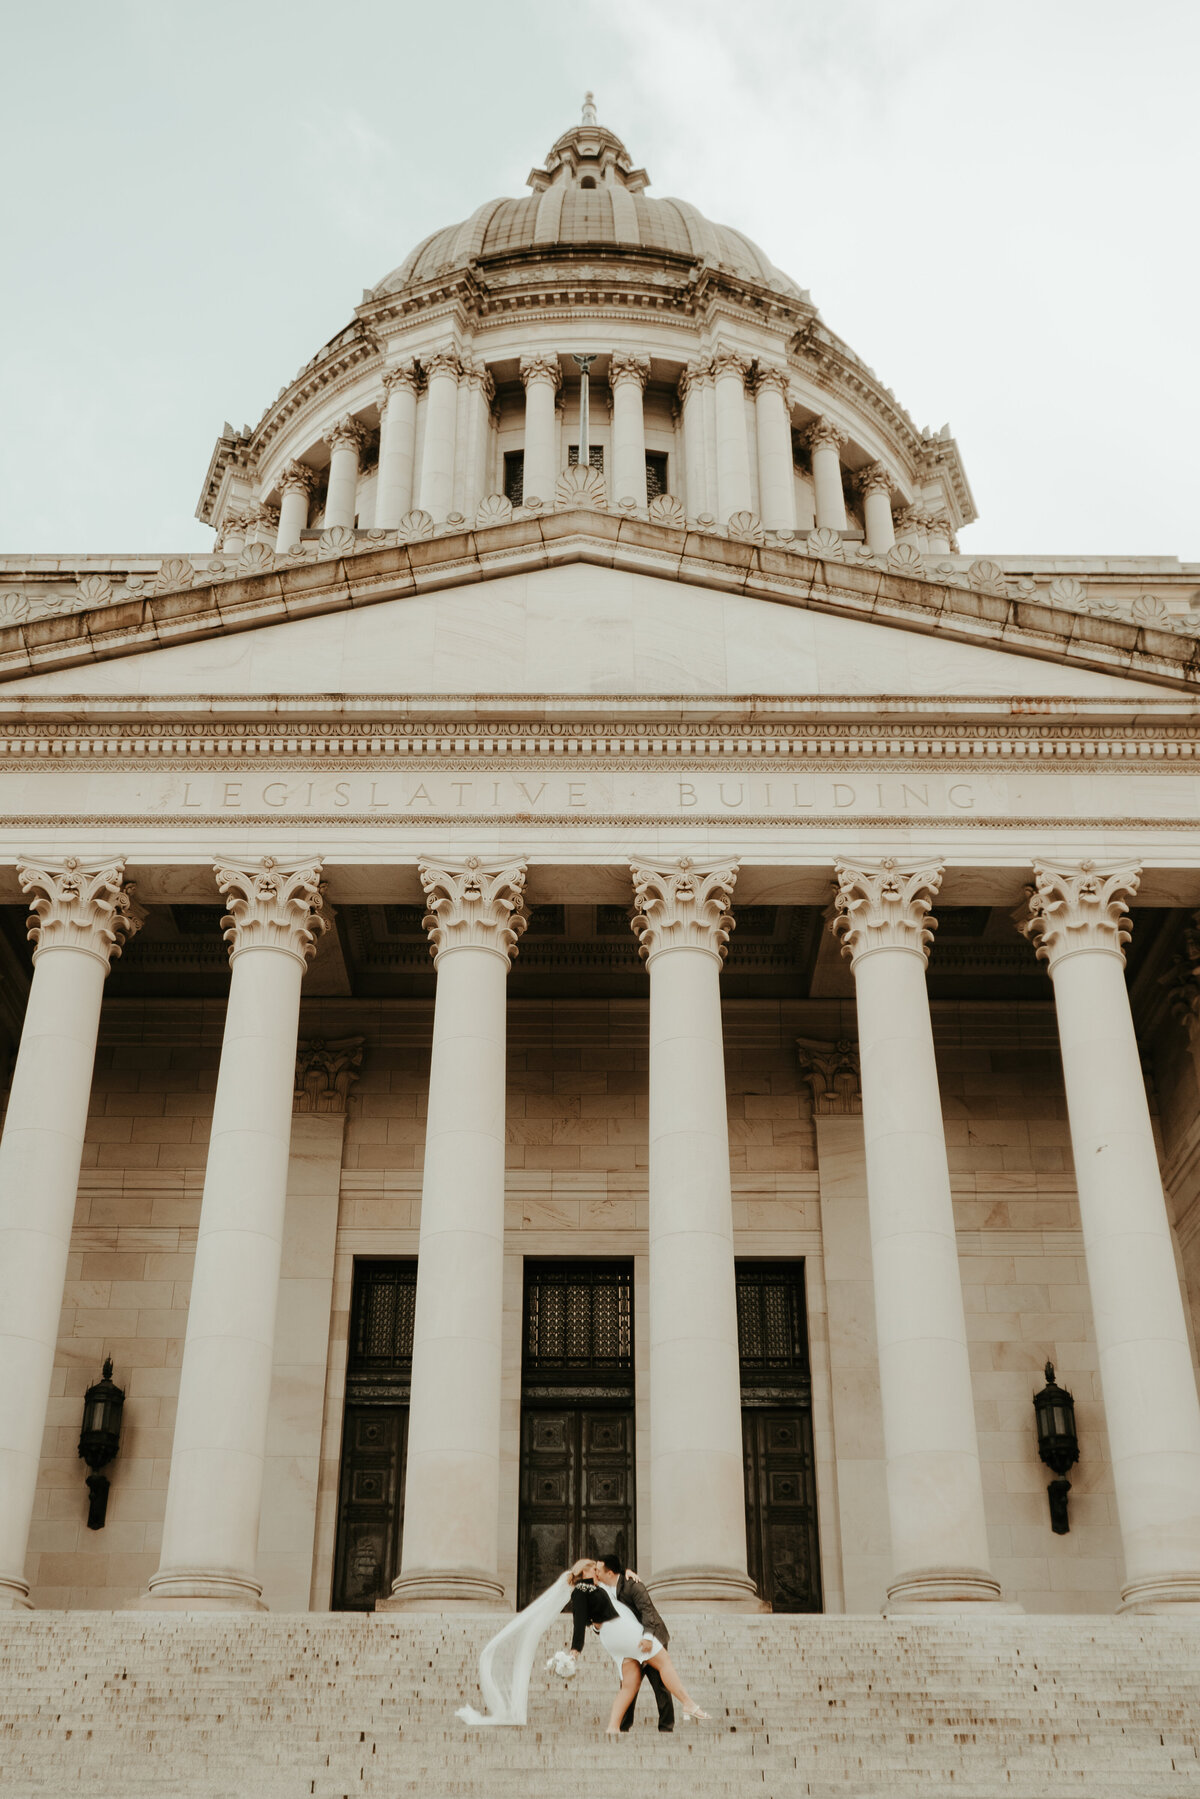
[331,1260,415,1611]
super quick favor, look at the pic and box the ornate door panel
[518,1406,634,1608]
[332,1404,407,1611]
[742,1407,822,1613]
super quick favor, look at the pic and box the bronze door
[332,1404,407,1611]
[518,1405,634,1608]
[742,1406,822,1612]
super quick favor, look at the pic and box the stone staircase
[1,1613,1199,1798]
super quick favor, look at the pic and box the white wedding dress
[595,1592,664,1670]
[456,1571,573,1727]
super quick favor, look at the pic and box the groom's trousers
[620,1664,674,1732]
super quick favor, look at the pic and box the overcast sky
[2,0,1196,560]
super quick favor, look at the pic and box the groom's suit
[570,1572,674,1731]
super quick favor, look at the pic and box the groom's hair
[599,1555,624,1576]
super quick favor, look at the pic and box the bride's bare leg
[644,1647,701,1713]
[606,1662,641,1733]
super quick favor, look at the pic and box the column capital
[19,856,143,968]
[294,1035,364,1115]
[381,359,420,401]
[856,461,892,497]
[710,345,751,383]
[423,347,462,382]
[277,460,318,497]
[418,857,527,962]
[833,858,943,966]
[796,1037,861,1116]
[215,856,326,964]
[630,857,738,962]
[753,362,791,400]
[609,352,651,390]
[519,352,562,391]
[246,501,279,530]
[678,357,713,400]
[1019,859,1140,970]
[1164,911,1200,1030]
[806,415,846,454]
[460,361,496,403]
[323,415,369,456]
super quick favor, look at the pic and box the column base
[884,1568,1022,1615]
[1118,1574,1200,1615]
[378,1570,507,1613]
[646,1567,769,1612]
[0,1576,34,1611]
[136,1570,268,1612]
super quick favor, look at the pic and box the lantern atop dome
[527,92,650,196]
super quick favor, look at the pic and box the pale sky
[2,0,1196,560]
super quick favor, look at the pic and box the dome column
[858,464,895,553]
[712,347,753,522]
[519,354,561,509]
[678,360,712,518]
[275,464,317,551]
[376,363,419,528]
[753,364,796,532]
[416,350,461,524]
[807,417,848,532]
[459,363,495,524]
[322,418,368,531]
[610,353,651,511]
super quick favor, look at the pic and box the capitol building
[4,96,1200,1690]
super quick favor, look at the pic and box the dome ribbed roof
[372,100,802,302]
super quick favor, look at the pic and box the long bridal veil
[456,1571,573,1726]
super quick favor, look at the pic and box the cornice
[2,511,1197,695]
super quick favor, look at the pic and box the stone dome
[372,96,803,302]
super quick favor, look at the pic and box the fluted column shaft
[323,419,366,530]
[834,860,1002,1611]
[712,350,753,520]
[808,418,847,531]
[859,466,895,553]
[754,366,796,531]
[632,859,760,1609]
[0,860,139,1609]
[144,859,324,1611]
[1022,863,1200,1611]
[416,351,461,522]
[678,362,711,516]
[275,466,316,551]
[520,355,560,508]
[376,364,419,527]
[387,859,526,1610]
[460,364,495,523]
[610,353,650,510]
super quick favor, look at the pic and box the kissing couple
[457,1555,710,1732]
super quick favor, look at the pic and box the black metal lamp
[1033,1360,1078,1534]
[78,1357,124,1529]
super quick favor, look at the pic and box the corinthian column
[458,362,495,522]
[322,417,368,530]
[858,464,895,553]
[519,353,561,508]
[386,857,526,1609]
[610,352,651,510]
[144,857,325,1610]
[631,858,760,1609]
[1020,862,1200,1611]
[678,360,712,517]
[753,364,796,531]
[807,417,848,531]
[376,362,419,527]
[0,859,140,1609]
[416,349,461,522]
[834,859,1002,1611]
[711,347,753,521]
[275,463,317,550]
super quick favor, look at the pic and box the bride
[457,1558,710,1732]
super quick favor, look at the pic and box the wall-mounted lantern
[1033,1360,1078,1534]
[78,1357,124,1529]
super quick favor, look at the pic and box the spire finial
[581,91,597,126]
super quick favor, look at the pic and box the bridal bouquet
[545,1649,578,1680]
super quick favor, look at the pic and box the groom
[573,1554,675,1732]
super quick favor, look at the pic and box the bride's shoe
[681,1704,711,1722]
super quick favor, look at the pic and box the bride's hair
[567,1558,595,1587]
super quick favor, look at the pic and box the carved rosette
[806,416,846,455]
[380,360,420,404]
[796,1038,862,1116]
[20,857,143,967]
[278,461,318,497]
[519,353,562,392]
[753,363,791,399]
[1019,860,1140,971]
[418,857,527,963]
[857,462,891,497]
[214,856,327,964]
[609,352,651,391]
[630,857,738,962]
[324,416,369,457]
[832,858,943,965]
[294,1036,364,1115]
